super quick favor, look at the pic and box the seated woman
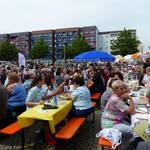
[7,71,27,111]
[25,75,45,109]
[41,73,54,98]
[65,76,94,117]
[88,67,106,94]
[0,72,27,128]
[23,73,32,93]
[134,66,144,86]
[107,71,124,87]
[101,80,135,150]
[101,78,116,113]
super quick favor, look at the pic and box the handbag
[96,128,122,149]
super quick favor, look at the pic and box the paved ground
[0,108,102,150]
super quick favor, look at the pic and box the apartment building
[98,30,136,52]
[80,26,99,50]
[31,30,54,60]
[0,34,9,43]
[9,32,31,55]
[0,27,138,61]
[55,27,80,59]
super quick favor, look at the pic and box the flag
[18,52,26,67]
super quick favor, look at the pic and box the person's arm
[125,97,135,114]
[63,93,74,100]
[42,86,52,100]
[6,84,14,93]
[46,81,65,99]
[121,94,135,114]
[25,101,43,107]
[142,75,147,85]
[0,86,8,118]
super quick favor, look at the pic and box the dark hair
[49,71,55,80]
[24,74,31,80]
[56,68,61,76]
[108,78,117,88]
[66,69,71,74]
[110,71,124,81]
[73,76,85,86]
[30,75,43,88]
[44,74,53,86]
[6,66,11,70]
[114,71,124,81]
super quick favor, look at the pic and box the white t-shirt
[143,74,150,85]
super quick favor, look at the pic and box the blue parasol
[74,50,115,62]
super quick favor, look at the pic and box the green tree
[111,29,140,56]
[29,39,49,59]
[0,41,18,61]
[65,36,91,59]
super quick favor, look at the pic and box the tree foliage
[0,41,18,61]
[29,39,49,59]
[65,36,91,59]
[111,29,140,56]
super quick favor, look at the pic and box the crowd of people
[0,58,150,149]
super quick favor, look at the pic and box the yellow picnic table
[17,100,72,134]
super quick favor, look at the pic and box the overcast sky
[0,0,149,49]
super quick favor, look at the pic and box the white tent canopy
[124,55,132,61]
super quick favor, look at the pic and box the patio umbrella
[115,55,124,62]
[74,50,115,62]
[124,55,132,61]
[141,51,150,59]
[131,53,141,59]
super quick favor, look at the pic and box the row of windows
[55,31,78,36]
[81,31,96,34]
[32,34,52,38]
[56,37,77,43]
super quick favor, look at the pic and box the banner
[18,52,26,67]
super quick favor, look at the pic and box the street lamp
[63,43,67,65]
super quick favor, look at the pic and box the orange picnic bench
[98,137,119,150]
[0,121,24,150]
[55,117,85,140]
[91,92,101,100]
[91,92,101,108]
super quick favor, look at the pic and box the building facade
[0,27,138,61]
[0,34,9,44]
[98,30,136,52]
[31,30,54,61]
[55,27,80,60]
[80,26,99,50]
[9,32,31,56]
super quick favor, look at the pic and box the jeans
[70,107,94,117]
